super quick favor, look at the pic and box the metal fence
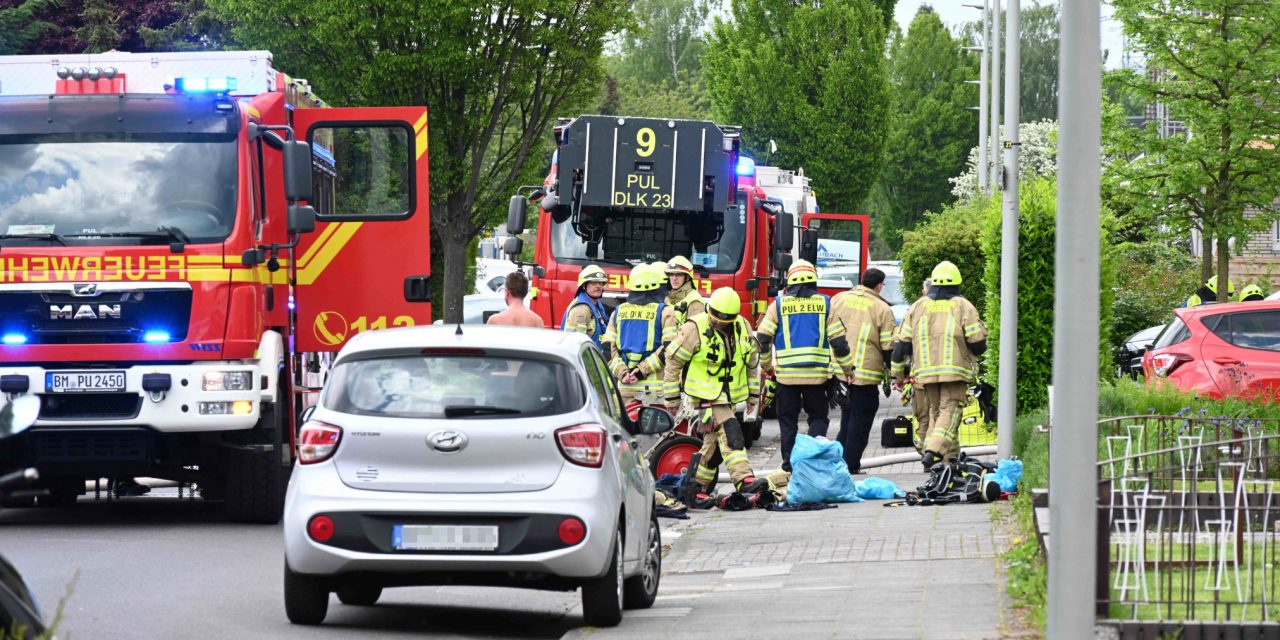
[1094,416,1280,637]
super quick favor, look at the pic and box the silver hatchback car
[282,326,672,627]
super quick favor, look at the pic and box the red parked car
[1142,301,1280,401]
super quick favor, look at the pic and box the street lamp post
[990,0,1002,191]
[1049,0,1101,637]
[996,0,1020,460]
[966,0,990,194]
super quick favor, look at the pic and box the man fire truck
[503,115,868,478]
[0,51,432,523]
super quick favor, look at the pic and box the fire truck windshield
[550,210,745,272]
[0,134,238,246]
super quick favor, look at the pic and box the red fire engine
[504,115,869,477]
[0,51,432,522]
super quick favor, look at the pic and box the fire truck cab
[0,51,432,522]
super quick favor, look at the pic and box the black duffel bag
[880,415,915,448]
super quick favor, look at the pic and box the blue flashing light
[175,77,237,93]
[736,156,756,176]
[2,333,28,345]
[143,331,172,343]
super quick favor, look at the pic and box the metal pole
[990,0,1002,191]
[996,0,1020,460]
[977,0,989,194]
[1048,0,1100,636]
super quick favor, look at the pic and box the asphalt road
[0,431,699,639]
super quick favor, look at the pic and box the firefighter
[1184,275,1235,307]
[665,287,766,494]
[561,264,609,348]
[756,260,853,472]
[897,278,932,447]
[1238,284,1265,302]
[830,267,896,474]
[664,256,706,324]
[891,261,988,470]
[603,263,677,402]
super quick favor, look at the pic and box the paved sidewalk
[565,395,1018,640]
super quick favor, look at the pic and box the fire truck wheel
[224,373,290,524]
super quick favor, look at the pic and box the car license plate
[45,371,126,393]
[393,524,499,551]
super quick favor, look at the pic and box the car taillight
[1151,353,1192,377]
[555,424,605,468]
[558,517,586,545]
[298,421,342,464]
[308,515,335,542]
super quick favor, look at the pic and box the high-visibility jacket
[666,285,705,325]
[893,294,988,384]
[603,301,677,388]
[561,292,608,348]
[831,285,896,385]
[665,313,760,405]
[756,293,850,385]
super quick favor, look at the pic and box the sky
[892,0,1129,70]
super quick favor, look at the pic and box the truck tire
[622,513,660,609]
[283,564,329,625]
[224,376,290,524]
[581,529,624,627]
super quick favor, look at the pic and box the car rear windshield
[1207,310,1280,352]
[1152,317,1191,349]
[324,354,583,419]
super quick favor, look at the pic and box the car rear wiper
[443,405,522,418]
[66,227,192,248]
[0,232,69,247]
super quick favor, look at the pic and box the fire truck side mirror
[507,196,528,235]
[283,141,314,202]
[799,228,819,264]
[774,252,793,275]
[773,212,794,251]
[503,236,523,259]
[288,204,317,234]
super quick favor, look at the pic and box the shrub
[1110,242,1200,344]
[899,196,992,317]
[980,178,1115,411]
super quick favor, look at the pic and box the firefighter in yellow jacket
[561,265,609,348]
[664,256,706,324]
[664,288,766,494]
[830,267,897,473]
[755,260,853,472]
[891,261,989,470]
[603,263,677,402]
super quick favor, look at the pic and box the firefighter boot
[921,450,943,472]
[681,452,704,505]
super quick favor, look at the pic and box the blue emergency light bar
[143,331,172,344]
[736,156,756,176]
[2,333,28,345]
[175,77,238,93]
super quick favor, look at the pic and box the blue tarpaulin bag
[786,435,863,504]
[989,459,1023,493]
[855,477,905,500]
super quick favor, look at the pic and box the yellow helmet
[1238,284,1264,302]
[1206,276,1236,296]
[708,287,740,319]
[577,265,607,287]
[786,259,818,285]
[627,263,662,292]
[666,256,695,277]
[931,261,962,286]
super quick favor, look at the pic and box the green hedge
[899,196,992,318]
[1110,242,1200,343]
[980,178,1115,411]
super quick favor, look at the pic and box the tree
[0,0,56,55]
[950,119,1058,202]
[1107,0,1280,285]
[704,0,892,213]
[139,0,236,51]
[77,0,122,53]
[898,197,989,319]
[878,6,979,252]
[614,0,709,87]
[1019,2,1059,122]
[211,0,629,322]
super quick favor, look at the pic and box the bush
[1110,242,1200,344]
[899,196,992,317]
[980,178,1115,411]
[1099,378,1280,421]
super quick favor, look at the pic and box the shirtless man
[486,271,545,327]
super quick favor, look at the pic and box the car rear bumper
[283,462,618,582]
